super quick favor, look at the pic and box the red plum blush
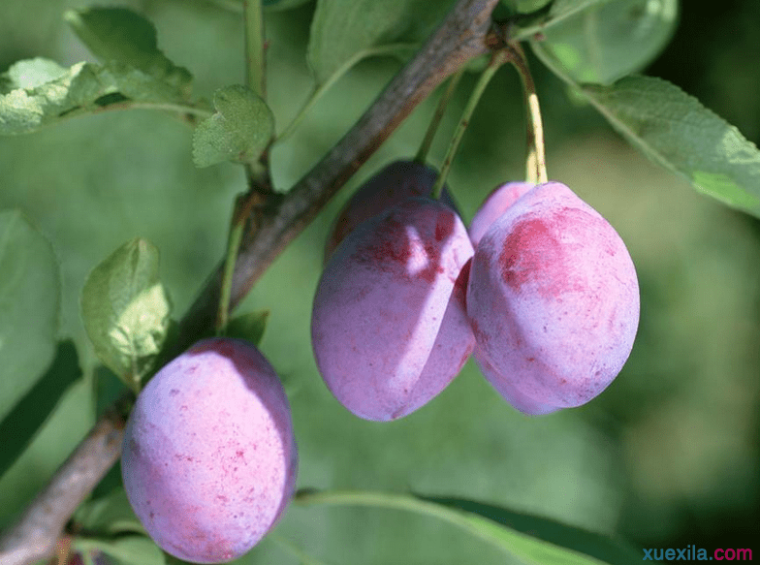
[468,181,535,247]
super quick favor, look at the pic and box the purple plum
[468,181,535,247]
[466,182,639,415]
[312,197,474,421]
[324,160,458,261]
[121,337,298,563]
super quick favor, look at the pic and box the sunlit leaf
[0,58,202,136]
[532,41,760,217]
[512,0,613,39]
[581,76,760,215]
[534,0,678,84]
[81,238,172,390]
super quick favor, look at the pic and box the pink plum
[312,197,474,421]
[466,182,639,414]
[324,160,458,261]
[121,337,298,563]
[468,181,535,247]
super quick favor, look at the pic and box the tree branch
[0,405,127,565]
[0,1,499,563]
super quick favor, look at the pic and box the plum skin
[312,197,475,421]
[324,159,458,261]
[468,181,534,247]
[466,182,640,414]
[121,337,298,564]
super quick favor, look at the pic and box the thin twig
[0,2,499,563]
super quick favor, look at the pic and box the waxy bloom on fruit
[324,160,458,260]
[313,197,474,421]
[466,182,639,415]
[122,338,298,564]
[468,181,534,247]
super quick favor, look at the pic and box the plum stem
[415,69,465,165]
[431,51,509,200]
[505,40,548,185]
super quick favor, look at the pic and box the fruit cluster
[120,161,639,564]
[311,161,640,419]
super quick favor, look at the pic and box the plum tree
[324,160,458,261]
[466,182,639,415]
[468,181,534,247]
[121,338,298,564]
[312,196,474,421]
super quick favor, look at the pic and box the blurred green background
[1,0,759,563]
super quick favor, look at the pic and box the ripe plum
[324,160,458,260]
[312,197,474,421]
[466,182,639,414]
[121,338,297,563]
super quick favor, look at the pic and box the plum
[312,197,475,421]
[468,181,535,247]
[324,160,458,261]
[466,182,639,415]
[121,337,298,563]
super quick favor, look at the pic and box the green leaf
[421,496,644,565]
[295,490,633,565]
[0,57,69,91]
[94,365,130,418]
[75,535,166,565]
[307,0,456,85]
[512,0,612,39]
[579,76,760,216]
[74,488,145,537]
[81,238,172,391]
[192,85,274,168]
[0,59,205,136]
[0,340,81,479]
[225,310,269,345]
[1,60,107,135]
[534,0,678,84]
[65,7,192,98]
[162,554,195,565]
[502,0,553,14]
[263,0,313,10]
[0,210,60,423]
